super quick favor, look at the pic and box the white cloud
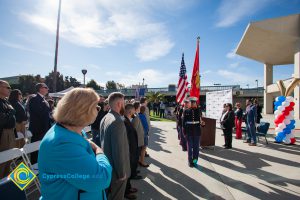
[19,0,179,61]
[0,38,52,56]
[226,48,237,59]
[216,0,272,28]
[229,62,240,68]
[104,68,177,87]
[136,36,174,61]
[202,70,212,75]
[218,70,255,84]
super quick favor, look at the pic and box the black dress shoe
[132,175,143,180]
[129,187,138,193]
[125,193,137,199]
[139,162,150,167]
[188,163,194,168]
[136,170,140,173]
[224,146,232,149]
[145,153,150,157]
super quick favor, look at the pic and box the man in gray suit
[100,92,131,200]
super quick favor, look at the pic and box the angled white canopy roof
[236,14,300,65]
[49,86,74,98]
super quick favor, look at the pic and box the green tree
[146,91,165,103]
[117,83,125,89]
[18,75,38,94]
[106,80,117,90]
[64,76,81,88]
[86,79,100,90]
[45,71,64,92]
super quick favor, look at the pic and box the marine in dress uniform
[182,97,205,167]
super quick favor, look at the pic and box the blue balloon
[291,125,295,130]
[278,96,286,102]
[275,136,283,142]
[275,101,282,106]
[277,132,286,138]
[275,106,278,110]
[290,120,296,125]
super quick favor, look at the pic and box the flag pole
[197,36,200,99]
[53,0,62,93]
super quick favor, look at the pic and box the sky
[0,0,299,88]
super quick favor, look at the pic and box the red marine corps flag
[190,37,200,103]
[176,53,189,105]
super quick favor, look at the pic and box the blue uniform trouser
[179,127,187,150]
[249,122,257,144]
[187,135,200,163]
[246,123,251,141]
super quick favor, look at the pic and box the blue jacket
[38,124,112,200]
[246,105,257,125]
[138,113,149,135]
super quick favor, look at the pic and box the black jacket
[0,98,16,132]
[10,101,27,123]
[222,110,235,130]
[28,94,51,141]
[124,117,139,165]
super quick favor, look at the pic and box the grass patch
[150,111,175,122]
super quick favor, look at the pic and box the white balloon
[274,110,280,115]
[289,111,294,117]
[279,123,286,129]
[278,106,284,111]
[286,96,294,102]
[282,101,290,107]
[275,97,279,101]
[285,133,293,139]
[284,119,291,125]
[275,127,281,133]
[291,133,295,138]
[283,137,291,144]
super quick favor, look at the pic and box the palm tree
[146,91,165,103]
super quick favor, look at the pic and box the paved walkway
[132,121,300,200]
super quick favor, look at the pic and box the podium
[200,117,216,147]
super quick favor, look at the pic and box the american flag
[176,53,188,104]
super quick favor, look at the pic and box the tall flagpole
[198,36,200,98]
[53,0,62,92]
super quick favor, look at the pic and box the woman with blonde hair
[38,88,112,200]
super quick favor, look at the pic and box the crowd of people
[0,80,152,200]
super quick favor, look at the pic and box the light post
[82,69,87,87]
[255,80,258,97]
[142,78,145,86]
[246,84,249,89]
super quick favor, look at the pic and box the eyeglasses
[42,87,49,89]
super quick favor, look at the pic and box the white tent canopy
[49,86,74,98]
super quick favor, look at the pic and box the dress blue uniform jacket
[38,124,112,200]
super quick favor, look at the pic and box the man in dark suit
[245,99,257,146]
[29,83,51,163]
[100,92,130,200]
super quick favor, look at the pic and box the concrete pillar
[264,64,273,114]
[294,51,300,120]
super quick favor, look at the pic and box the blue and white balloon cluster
[274,96,296,144]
